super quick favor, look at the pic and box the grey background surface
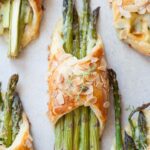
[0,0,150,149]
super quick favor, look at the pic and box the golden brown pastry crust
[21,0,43,48]
[0,113,33,150]
[48,21,109,134]
[111,0,150,56]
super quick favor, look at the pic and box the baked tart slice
[48,0,109,149]
[110,0,150,56]
[0,0,43,58]
[0,74,33,150]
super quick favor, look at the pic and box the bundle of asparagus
[0,74,33,150]
[51,0,108,150]
[0,0,42,58]
[109,69,150,150]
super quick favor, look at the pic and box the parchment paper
[0,0,150,149]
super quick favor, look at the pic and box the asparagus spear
[64,112,73,150]
[79,1,90,149]
[63,0,73,54]
[9,0,22,57]
[80,0,90,58]
[80,107,90,150]
[90,110,100,150]
[108,69,123,150]
[3,74,19,147]
[12,92,23,141]
[55,1,74,150]
[87,7,101,150]
[18,0,28,52]
[87,7,100,53]
[72,4,80,58]
[55,117,64,150]
[72,5,81,150]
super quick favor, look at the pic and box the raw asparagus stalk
[108,69,123,150]
[90,110,100,150]
[9,0,22,57]
[80,107,89,150]
[64,112,73,150]
[3,74,19,147]
[55,117,64,150]
[12,92,23,141]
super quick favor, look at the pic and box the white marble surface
[0,0,150,149]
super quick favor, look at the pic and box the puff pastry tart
[0,75,33,150]
[48,22,109,129]
[0,0,43,58]
[110,0,150,56]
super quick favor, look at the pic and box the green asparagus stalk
[87,7,101,150]
[18,0,28,53]
[87,7,100,53]
[55,1,74,150]
[108,69,123,150]
[72,4,80,58]
[73,108,80,150]
[55,117,64,150]
[72,5,81,150]
[80,107,90,150]
[63,0,73,54]
[79,1,90,149]
[80,0,90,58]
[3,74,19,147]
[64,112,73,150]
[12,92,23,141]
[90,110,100,150]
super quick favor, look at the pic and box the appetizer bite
[48,0,109,150]
[0,0,43,58]
[110,0,150,56]
[0,74,33,150]
[109,69,150,150]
